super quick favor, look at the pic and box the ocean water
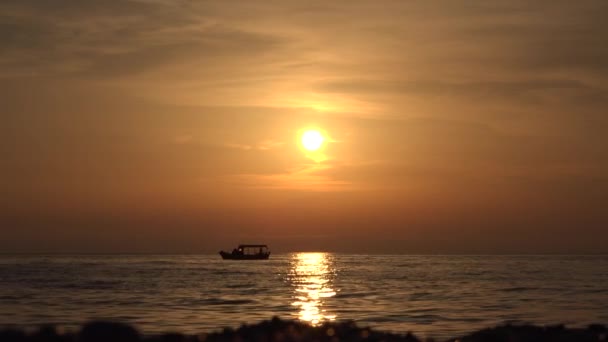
[0,254,607,339]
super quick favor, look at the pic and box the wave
[500,287,535,292]
[60,280,123,290]
[199,298,257,306]
[334,291,379,299]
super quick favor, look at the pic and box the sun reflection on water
[289,253,337,325]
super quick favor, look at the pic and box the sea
[0,254,607,339]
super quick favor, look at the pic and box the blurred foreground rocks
[0,317,606,342]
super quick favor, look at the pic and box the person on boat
[232,248,238,255]
[259,247,263,255]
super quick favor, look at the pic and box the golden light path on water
[289,253,337,325]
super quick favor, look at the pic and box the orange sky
[1,1,607,253]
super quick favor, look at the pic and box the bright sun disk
[301,130,324,151]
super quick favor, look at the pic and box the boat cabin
[234,244,269,255]
[220,244,271,260]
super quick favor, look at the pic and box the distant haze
[1,1,607,253]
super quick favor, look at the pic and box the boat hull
[219,251,270,260]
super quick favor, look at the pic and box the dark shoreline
[1,318,606,342]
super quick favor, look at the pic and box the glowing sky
[1,0,607,253]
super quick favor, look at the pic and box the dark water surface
[0,254,606,338]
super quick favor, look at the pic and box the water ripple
[0,254,606,339]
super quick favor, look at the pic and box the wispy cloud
[226,164,351,192]
[225,139,285,151]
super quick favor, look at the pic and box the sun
[301,130,324,151]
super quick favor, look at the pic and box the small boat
[219,244,271,260]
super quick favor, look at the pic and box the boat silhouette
[219,244,271,260]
